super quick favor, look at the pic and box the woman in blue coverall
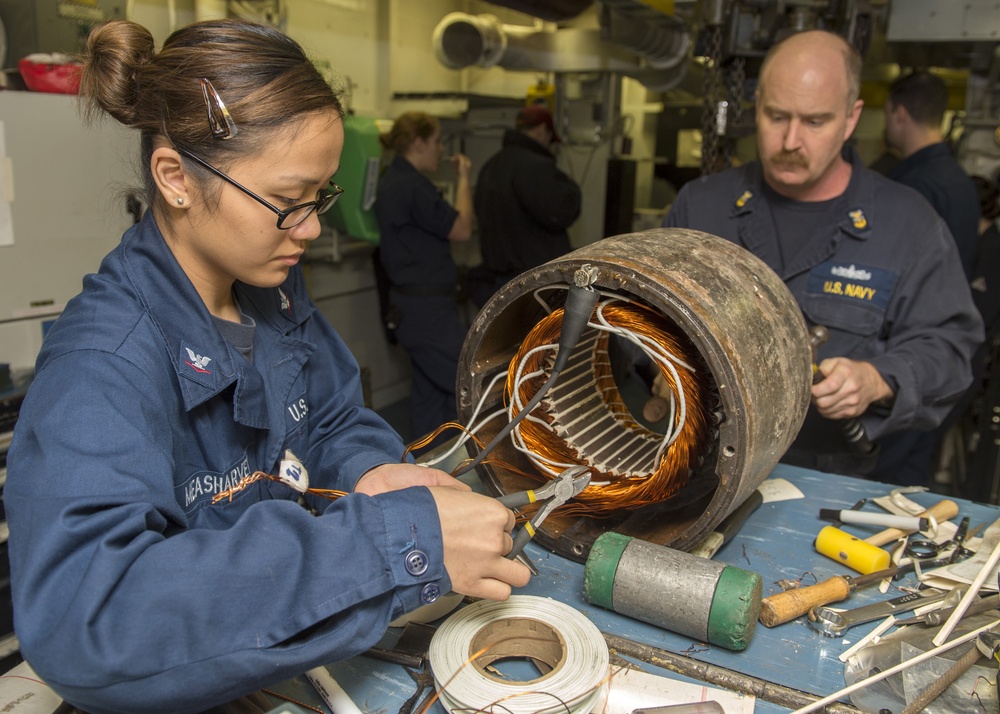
[374,113,473,443]
[3,19,528,714]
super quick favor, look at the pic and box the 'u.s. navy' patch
[806,261,896,310]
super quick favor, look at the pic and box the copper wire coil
[506,300,711,517]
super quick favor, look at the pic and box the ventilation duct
[478,0,594,23]
[432,11,690,91]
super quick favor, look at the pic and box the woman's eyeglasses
[175,147,344,230]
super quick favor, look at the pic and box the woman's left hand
[354,462,470,496]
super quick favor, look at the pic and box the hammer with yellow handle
[758,564,902,627]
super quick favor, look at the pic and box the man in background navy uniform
[662,31,982,484]
[874,72,983,484]
[884,71,980,278]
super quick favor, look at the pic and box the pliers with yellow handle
[497,465,591,560]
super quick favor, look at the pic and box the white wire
[422,286,696,482]
[508,296,695,478]
[419,368,509,468]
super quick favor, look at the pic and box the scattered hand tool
[632,703,725,714]
[819,508,929,532]
[864,498,959,547]
[896,592,1000,627]
[306,666,364,714]
[815,524,892,573]
[365,621,436,668]
[904,515,974,563]
[933,535,1000,646]
[497,465,591,560]
[759,563,908,627]
[808,588,949,637]
[395,664,436,714]
[689,489,764,559]
[808,325,878,461]
[898,629,1000,714]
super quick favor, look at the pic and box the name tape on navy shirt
[806,261,895,310]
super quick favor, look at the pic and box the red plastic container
[18,54,83,94]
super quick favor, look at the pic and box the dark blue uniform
[663,147,983,480]
[889,142,980,278]
[5,213,448,713]
[470,129,581,307]
[375,156,466,440]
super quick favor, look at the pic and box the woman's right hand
[429,487,531,600]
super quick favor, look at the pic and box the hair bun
[80,20,156,126]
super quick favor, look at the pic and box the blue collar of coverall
[726,144,875,242]
[121,211,313,424]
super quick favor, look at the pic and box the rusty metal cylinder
[456,228,812,561]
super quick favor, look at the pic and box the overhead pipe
[432,12,690,91]
[477,0,595,23]
[601,0,688,70]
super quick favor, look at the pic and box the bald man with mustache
[662,30,982,484]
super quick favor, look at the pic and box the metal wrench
[809,589,949,637]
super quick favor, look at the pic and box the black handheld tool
[809,325,879,459]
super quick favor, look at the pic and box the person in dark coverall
[468,105,582,308]
[4,20,528,714]
[934,176,1000,490]
[374,112,473,443]
[970,176,1000,333]
[878,72,983,483]
[884,71,980,278]
[661,30,982,483]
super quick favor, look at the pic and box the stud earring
[176,197,185,206]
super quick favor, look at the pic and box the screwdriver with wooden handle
[759,564,904,627]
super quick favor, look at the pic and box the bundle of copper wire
[506,299,710,517]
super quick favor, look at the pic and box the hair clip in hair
[200,78,238,140]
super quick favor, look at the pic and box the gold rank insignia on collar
[848,208,868,230]
[735,190,753,208]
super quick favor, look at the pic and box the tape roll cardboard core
[469,617,567,684]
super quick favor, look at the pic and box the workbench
[262,464,1000,714]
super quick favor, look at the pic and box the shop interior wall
[1,0,907,413]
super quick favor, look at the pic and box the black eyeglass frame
[174,147,344,229]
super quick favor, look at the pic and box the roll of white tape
[428,595,609,714]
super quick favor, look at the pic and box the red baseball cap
[516,104,561,143]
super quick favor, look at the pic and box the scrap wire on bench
[506,296,710,517]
